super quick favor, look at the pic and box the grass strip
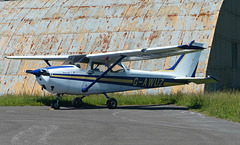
[0,90,239,123]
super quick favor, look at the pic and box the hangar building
[0,0,239,95]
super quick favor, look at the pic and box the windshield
[91,63,126,73]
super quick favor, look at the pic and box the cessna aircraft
[6,41,218,109]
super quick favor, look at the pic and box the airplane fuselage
[36,65,188,95]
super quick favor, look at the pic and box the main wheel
[72,97,83,108]
[51,100,60,109]
[107,98,117,109]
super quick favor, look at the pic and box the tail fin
[167,41,203,77]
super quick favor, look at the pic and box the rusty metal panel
[0,0,224,95]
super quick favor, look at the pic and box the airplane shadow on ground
[57,104,189,111]
[36,98,189,111]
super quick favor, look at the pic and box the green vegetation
[176,90,240,123]
[0,90,239,123]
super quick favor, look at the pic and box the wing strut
[82,55,126,93]
[44,60,51,67]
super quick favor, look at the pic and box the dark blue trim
[189,40,195,46]
[45,66,74,69]
[44,60,51,67]
[71,74,133,79]
[167,54,185,70]
[26,69,41,77]
[207,75,219,82]
[50,74,187,88]
[191,63,198,77]
[51,75,132,86]
[177,45,205,50]
[52,73,134,79]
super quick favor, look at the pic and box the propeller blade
[25,69,49,77]
[26,69,41,77]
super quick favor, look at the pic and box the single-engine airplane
[6,40,218,109]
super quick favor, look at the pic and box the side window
[110,64,125,73]
[89,62,127,73]
[75,63,87,69]
[92,64,108,72]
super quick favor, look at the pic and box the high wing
[86,41,205,63]
[5,41,205,64]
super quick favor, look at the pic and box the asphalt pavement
[0,105,239,145]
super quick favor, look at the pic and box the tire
[107,98,117,109]
[51,100,60,109]
[72,97,82,108]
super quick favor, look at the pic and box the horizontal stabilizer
[174,75,218,84]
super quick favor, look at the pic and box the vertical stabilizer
[167,41,203,77]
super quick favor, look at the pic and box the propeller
[26,69,50,77]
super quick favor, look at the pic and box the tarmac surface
[0,105,240,145]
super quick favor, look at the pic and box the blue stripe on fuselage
[45,66,74,69]
[50,74,188,88]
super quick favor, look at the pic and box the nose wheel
[51,100,60,109]
[51,93,62,109]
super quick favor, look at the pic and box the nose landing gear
[51,93,62,109]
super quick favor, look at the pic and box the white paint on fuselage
[36,65,183,95]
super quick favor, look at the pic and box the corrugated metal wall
[206,0,240,91]
[0,0,223,95]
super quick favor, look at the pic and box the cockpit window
[110,64,125,73]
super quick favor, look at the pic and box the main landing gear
[104,93,118,109]
[72,93,117,109]
[72,96,85,108]
[71,93,117,109]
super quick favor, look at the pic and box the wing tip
[177,40,205,50]
[189,40,195,46]
[5,56,11,59]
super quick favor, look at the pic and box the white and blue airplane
[6,41,218,109]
